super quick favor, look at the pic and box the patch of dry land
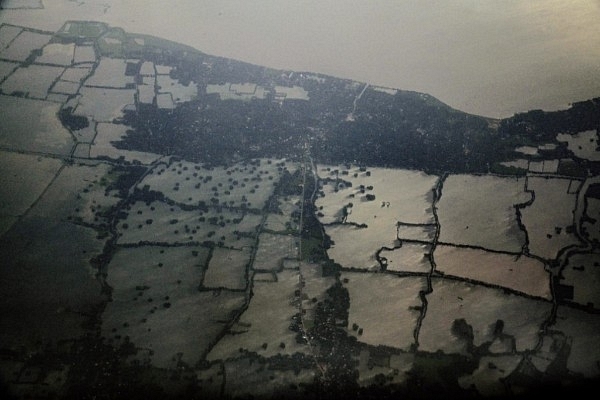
[433,245,551,299]
[418,277,552,355]
[342,272,427,350]
[436,174,530,253]
[520,176,581,260]
[316,165,438,269]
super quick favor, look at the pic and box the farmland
[0,19,599,399]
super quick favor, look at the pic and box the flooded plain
[2,0,599,117]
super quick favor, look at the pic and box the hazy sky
[1,0,599,117]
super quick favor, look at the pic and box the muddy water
[1,0,599,118]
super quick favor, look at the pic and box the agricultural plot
[356,350,414,387]
[35,42,75,66]
[0,60,18,80]
[298,263,336,323]
[0,25,21,49]
[90,122,161,164]
[274,85,309,101]
[0,163,114,349]
[316,165,437,225]
[0,218,106,349]
[156,74,197,103]
[0,95,73,155]
[139,61,155,76]
[0,30,50,62]
[73,45,96,64]
[156,92,173,109]
[433,245,551,299]
[317,165,437,270]
[0,151,62,235]
[0,64,64,99]
[380,243,431,273]
[560,252,600,309]
[520,177,580,260]
[50,80,80,95]
[27,163,119,231]
[202,247,250,290]
[458,354,522,397]
[342,272,427,349]
[117,200,258,249]
[137,83,154,104]
[500,159,529,171]
[552,305,600,378]
[436,174,530,253]
[60,66,92,83]
[85,57,133,88]
[140,158,288,210]
[326,224,394,270]
[418,277,552,354]
[101,245,245,368]
[263,195,301,232]
[396,224,436,242]
[222,358,316,399]
[582,197,600,243]
[557,130,600,161]
[75,86,135,121]
[206,269,309,361]
[253,232,298,271]
[206,82,269,101]
[71,121,96,143]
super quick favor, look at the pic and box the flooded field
[437,174,530,253]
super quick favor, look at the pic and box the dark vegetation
[113,33,600,175]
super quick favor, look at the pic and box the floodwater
[1,0,599,118]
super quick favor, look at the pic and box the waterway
[1,0,599,118]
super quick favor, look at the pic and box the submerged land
[0,20,599,399]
